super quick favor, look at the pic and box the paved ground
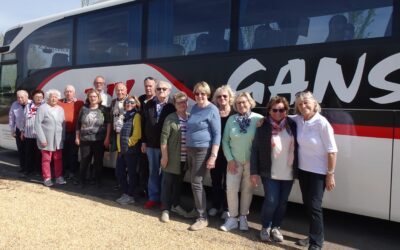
[0,148,399,249]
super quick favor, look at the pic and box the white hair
[16,90,29,97]
[64,85,76,92]
[46,89,61,100]
[156,80,172,89]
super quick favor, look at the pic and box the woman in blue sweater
[186,81,221,231]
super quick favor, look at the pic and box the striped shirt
[23,102,42,138]
[179,116,187,162]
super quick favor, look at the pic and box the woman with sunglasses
[115,96,142,205]
[186,81,221,231]
[292,91,337,250]
[209,85,235,220]
[250,96,298,242]
[220,92,262,232]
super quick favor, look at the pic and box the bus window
[239,0,393,50]
[23,19,73,77]
[147,0,231,58]
[76,4,142,65]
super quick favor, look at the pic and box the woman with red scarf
[250,96,298,242]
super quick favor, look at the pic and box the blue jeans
[115,145,140,197]
[146,147,162,202]
[261,177,294,228]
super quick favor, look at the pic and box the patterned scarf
[269,117,295,166]
[235,112,251,133]
[27,102,41,118]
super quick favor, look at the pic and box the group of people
[9,77,337,250]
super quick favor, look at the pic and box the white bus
[0,0,399,222]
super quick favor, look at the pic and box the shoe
[117,194,135,205]
[161,210,170,223]
[308,244,321,250]
[55,176,66,185]
[144,200,159,209]
[220,217,238,232]
[239,215,249,231]
[260,227,271,242]
[171,205,187,217]
[184,209,198,219]
[43,178,53,187]
[221,211,229,220]
[116,194,129,203]
[189,218,208,231]
[208,207,218,216]
[271,227,284,242]
[296,237,310,247]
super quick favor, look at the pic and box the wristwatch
[327,169,335,175]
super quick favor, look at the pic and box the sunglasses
[125,101,136,105]
[217,95,228,99]
[195,92,207,96]
[271,108,286,113]
[157,87,168,92]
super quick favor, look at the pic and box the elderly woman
[209,85,235,219]
[159,92,190,223]
[186,81,221,231]
[115,96,142,205]
[250,96,298,242]
[34,89,66,187]
[293,91,337,250]
[76,89,111,188]
[220,92,262,232]
[21,90,44,176]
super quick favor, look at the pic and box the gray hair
[156,80,172,89]
[64,85,76,92]
[16,90,29,97]
[46,89,61,100]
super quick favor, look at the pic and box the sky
[0,0,82,34]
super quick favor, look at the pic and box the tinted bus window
[239,0,393,50]
[77,4,142,65]
[23,19,73,77]
[148,0,231,58]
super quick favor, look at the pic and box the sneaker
[118,195,135,205]
[189,218,208,231]
[220,217,238,232]
[171,205,187,217]
[184,209,198,219]
[296,237,310,247]
[221,211,229,220]
[239,215,249,231]
[55,177,66,185]
[161,210,170,223]
[43,178,53,187]
[208,207,218,216]
[260,227,271,242]
[116,194,130,203]
[144,200,159,209]
[271,227,284,242]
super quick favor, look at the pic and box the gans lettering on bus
[228,52,400,105]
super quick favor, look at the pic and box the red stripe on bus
[36,69,69,90]
[332,124,400,139]
[147,64,195,99]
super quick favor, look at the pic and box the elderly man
[93,75,111,107]
[141,80,176,209]
[9,90,31,173]
[58,85,84,180]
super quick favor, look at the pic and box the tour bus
[0,0,399,222]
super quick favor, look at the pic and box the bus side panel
[0,124,17,150]
[390,112,400,222]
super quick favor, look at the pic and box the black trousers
[79,140,104,185]
[209,151,228,211]
[15,128,26,171]
[62,132,79,175]
[136,152,149,195]
[160,165,184,211]
[298,169,326,248]
[24,137,41,174]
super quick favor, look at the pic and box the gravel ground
[0,177,289,250]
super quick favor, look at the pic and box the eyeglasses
[125,101,136,105]
[271,108,286,113]
[195,92,207,96]
[217,95,228,99]
[157,87,168,92]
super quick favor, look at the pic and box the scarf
[123,110,136,122]
[269,117,295,166]
[235,112,251,133]
[27,102,41,118]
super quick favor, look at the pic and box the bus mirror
[0,46,10,53]
[42,48,53,54]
